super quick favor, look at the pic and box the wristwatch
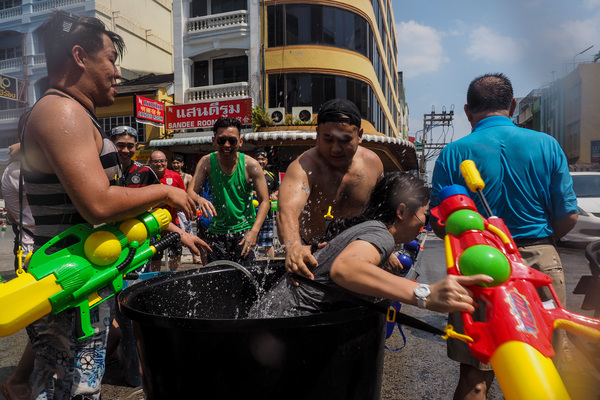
[414,284,431,309]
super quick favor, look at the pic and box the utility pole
[418,108,454,181]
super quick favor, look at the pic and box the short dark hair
[466,73,513,114]
[172,153,184,162]
[213,117,242,136]
[40,10,125,75]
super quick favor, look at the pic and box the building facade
[0,0,174,147]
[516,62,600,169]
[562,62,600,165]
[165,0,416,173]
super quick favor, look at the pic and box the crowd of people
[0,10,579,400]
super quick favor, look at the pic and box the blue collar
[472,115,515,133]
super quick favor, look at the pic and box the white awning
[149,131,414,149]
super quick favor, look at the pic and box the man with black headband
[20,11,200,399]
[277,99,385,279]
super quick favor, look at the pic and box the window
[0,0,21,10]
[212,56,248,85]
[268,72,391,133]
[98,115,146,142]
[190,0,246,18]
[0,46,22,60]
[193,60,209,87]
[267,4,372,59]
[192,56,248,87]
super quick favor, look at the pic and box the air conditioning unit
[266,107,286,125]
[292,106,313,123]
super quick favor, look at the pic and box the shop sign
[0,74,18,101]
[135,95,164,124]
[166,98,252,130]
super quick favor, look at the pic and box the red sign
[166,98,252,130]
[135,95,164,124]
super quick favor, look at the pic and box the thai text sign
[0,74,18,101]
[135,95,164,124]
[166,98,252,130]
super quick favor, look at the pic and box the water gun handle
[324,206,334,230]
[460,160,493,217]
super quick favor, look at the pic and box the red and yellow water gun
[432,160,600,400]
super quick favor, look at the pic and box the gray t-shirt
[250,220,394,317]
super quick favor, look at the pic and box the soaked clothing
[22,90,121,400]
[23,93,121,248]
[257,171,278,247]
[208,152,255,234]
[257,217,274,247]
[205,229,255,264]
[251,220,394,316]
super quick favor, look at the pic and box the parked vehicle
[561,172,600,244]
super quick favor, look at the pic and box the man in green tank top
[188,117,270,263]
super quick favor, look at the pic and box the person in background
[171,153,202,264]
[107,128,209,386]
[109,125,158,187]
[20,11,197,399]
[188,117,269,263]
[430,73,578,400]
[252,172,494,317]
[1,115,34,400]
[148,150,187,271]
[171,153,192,189]
[255,149,279,259]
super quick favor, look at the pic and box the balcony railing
[187,10,248,34]
[0,108,27,121]
[32,0,87,13]
[0,58,22,71]
[0,0,88,21]
[0,54,46,73]
[186,82,250,103]
[0,5,22,19]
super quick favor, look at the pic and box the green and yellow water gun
[0,209,176,339]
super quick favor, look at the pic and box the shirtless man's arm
[276,153,318,279]
[24,97,196,224]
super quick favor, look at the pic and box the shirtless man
[277,99,384,279]
[18,11,206,399]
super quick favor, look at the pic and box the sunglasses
[216,136,239,146]
[115,142,135,150]
[110,126,138,138]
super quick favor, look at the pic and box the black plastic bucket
[118,262,387,400]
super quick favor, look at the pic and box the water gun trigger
[443,324,474,344]
[324,206,334,220]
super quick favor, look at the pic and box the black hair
[213,117,242,136]
[39,10,125,75]
[312,172,430,249]
[172,153,184,162]
[466,73,513,114]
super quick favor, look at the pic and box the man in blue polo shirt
[430,73,578,400]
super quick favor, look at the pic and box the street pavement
[1,228,600,399]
